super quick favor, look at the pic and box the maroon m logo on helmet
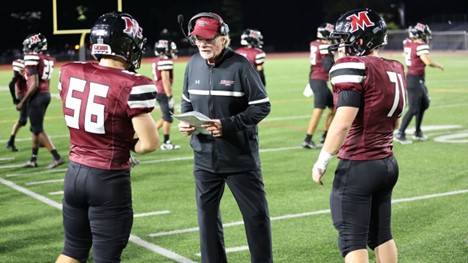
[121,16,143,39]
[29,34,41,44]
[348,11,375,32]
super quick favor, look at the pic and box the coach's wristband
[315,149,333,170]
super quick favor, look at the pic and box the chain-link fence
[386,30,468,51]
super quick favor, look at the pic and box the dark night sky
[1,0,467,53]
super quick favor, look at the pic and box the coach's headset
[187,12,230,37]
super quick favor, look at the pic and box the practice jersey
[235,46,266,67]
[403,39,429,76]
[58,62,157,170]
[23,53,55,94]
[309,40,332,80]
[329,56,407,160]
[151,56,174,95]
[12,59,28,97]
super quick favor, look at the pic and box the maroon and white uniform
[309,40,332,80]
[403,39,429,76]
[330,56,407,160]
[12,59,28,97]
[58,62,157,170]
[24,53,55,94]
[235,46,266,67]
[151,56,174,95]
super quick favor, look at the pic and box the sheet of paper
[172,111,213,135]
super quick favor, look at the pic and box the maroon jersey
[24,53,55,94]
[329,56,407,160]
[151,56,174,94]
[403,39,429,76]
[235,47,266,67]
[58,62,157,170]
[309,40,332,80]
[12,59,28,97]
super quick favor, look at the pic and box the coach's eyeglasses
[190,35,221,45]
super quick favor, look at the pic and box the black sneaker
[394,131,413,145]
[319,132,327,144]
[412,131,428,141]
[22,160,38,168]
[302,140,320,149]
[6,143,19,152]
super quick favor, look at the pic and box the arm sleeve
[180,62,194,113]
[322,55,335,72]
[337,90,361,108]
[8,73,20,103]
[258,69,266,86]
[221,62,271,133]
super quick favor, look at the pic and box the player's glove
[168,96,175,110]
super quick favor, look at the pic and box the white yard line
[195,246,249,257]
[0,177,196,263]
[147,189,468,238]
[134,210,171,218]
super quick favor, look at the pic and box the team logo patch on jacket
[220,80,235,86]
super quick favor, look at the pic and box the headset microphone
[177,14,194,45]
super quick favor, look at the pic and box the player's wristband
[315,149,333,170]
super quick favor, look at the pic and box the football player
[152,39,181,150]
[235,28,267,86]
[6,59,27,152]
[395,23,444,144]
[302,22,336,149]
[17,33,64,168]
[312,8,404,263]
[55,12,159,263]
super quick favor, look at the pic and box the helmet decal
[348,11,375,33]
[121,16,143,40]
[414,23,426,32]
[325,23,334,32]
[28,35,42,45]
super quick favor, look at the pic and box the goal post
[52,0,122,61]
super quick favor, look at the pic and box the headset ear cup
[220,23,229,36]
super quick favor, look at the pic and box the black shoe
[302,140,320,149]
[319,132,327,144]
[412,131,428,141]
[394,131,413,145]
[22,160,38,168]
[6,143,19,152]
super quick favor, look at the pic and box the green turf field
[0,52,467,263]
